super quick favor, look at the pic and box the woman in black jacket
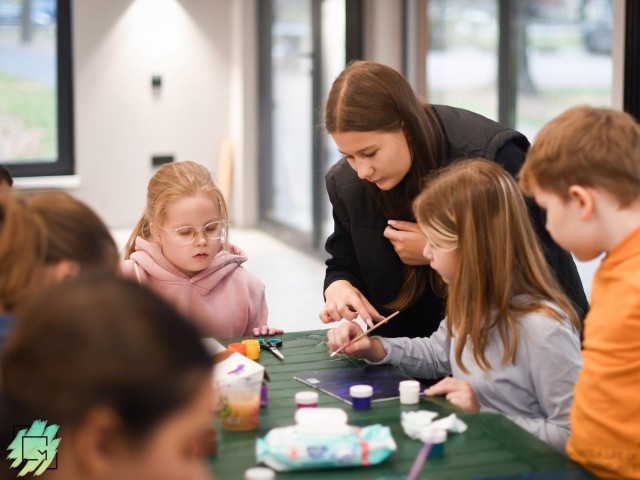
[320,60,588,338]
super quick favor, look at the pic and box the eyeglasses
[160,221,227,245]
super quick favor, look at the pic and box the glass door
[259,0,346,253]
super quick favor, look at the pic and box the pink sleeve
[242,274,268,336]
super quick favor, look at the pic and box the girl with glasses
[123,161,282,339]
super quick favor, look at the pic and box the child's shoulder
[513,297,575,337]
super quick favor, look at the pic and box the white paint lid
[295,391,319,404]
[349,384,373,398]
[244,467,276,480]
[399,380,421,392]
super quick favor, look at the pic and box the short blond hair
[124,161,228,259]
[519,106,640,206]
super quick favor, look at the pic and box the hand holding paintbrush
[329,311,400,357]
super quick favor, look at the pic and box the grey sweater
[371,307,582,453]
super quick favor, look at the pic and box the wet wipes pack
[256,408,396,471]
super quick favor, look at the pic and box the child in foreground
[0,276,214,480]
[519,105,640,479]
[122,161,282,339]
[0,190,119,353]
[327,159,582,452]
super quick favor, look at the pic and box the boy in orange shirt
[519,105,640,479]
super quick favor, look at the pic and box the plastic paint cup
[227,343,247,356]
[242,339,260,360]
[399,380,421,405]
[295,391,319,409]
[219,378,261,431]
[350,384,373,410]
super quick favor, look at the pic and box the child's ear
[568,185,595,220]
[71,407,129,478]
[48,260,80,283]
[149,223,161,244]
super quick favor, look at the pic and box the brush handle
[329,310,400,357]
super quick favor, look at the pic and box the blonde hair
[0,191,119,312]
[519,105,640,206]
[414,159,580,373]
[124,161,229,259]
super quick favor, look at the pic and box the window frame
[5,0,75,178]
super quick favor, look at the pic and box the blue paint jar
[350,384,373,410]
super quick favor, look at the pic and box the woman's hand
[252,326,284,337]
[326,322,387,361]
[384,220,429,266]
[320,280,385,326]
[424,377,481,412]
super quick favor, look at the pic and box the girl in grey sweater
[327,159,582,453]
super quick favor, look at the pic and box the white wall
[71,0,244,229]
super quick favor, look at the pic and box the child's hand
[327,321,367,354]
[424,377,480,413]
[326,322,386,361]
[252,326,284,337]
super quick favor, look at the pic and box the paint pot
[242,339,260,360]
[227,343,247,356]
[295,391,319,409]
[349,384,373,410]
[244,467,276,480]
[399,380,421,405]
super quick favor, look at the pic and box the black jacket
[324,105,588,338]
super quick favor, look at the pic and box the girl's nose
[194,230,209,244]
[355,160,373,180]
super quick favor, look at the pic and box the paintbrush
[329,310,400,357]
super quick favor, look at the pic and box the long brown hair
[0,191,119,312]
[324,60,445,311]
[124,161,229,259]
[414,159,580,373]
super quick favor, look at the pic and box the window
[424,0,614,139]
[0,0,73,177]
[258,0,346,253]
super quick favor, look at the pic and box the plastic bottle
[399,380,421,405]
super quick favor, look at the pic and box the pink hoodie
[121,237,267,339]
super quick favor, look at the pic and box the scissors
[259,338,284,360]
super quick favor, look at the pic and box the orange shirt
[567,226,640,479]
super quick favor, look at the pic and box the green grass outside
[0,69,57,160]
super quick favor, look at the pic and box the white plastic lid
[399,380,420,392]
[419,427,447,444]
[294,407,350,434]
[295,391,319,404]
[349,384,373,398]
[244,467,276,480]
